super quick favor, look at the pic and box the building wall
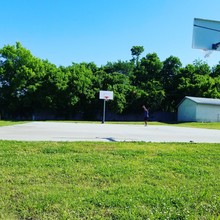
[196,104,220,122]
[178,99,197,121]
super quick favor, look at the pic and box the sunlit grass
[0,120,26,127]
[157,121,220,130]
[1,120,220,130]
[52,120,220,129]
[0,141,219,219]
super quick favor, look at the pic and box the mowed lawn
[1,120,220,130]
[0,141,219,219]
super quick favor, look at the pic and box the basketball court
[1,18,220,143]
[0,122,220,143]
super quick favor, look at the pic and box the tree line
[0,42,220,120]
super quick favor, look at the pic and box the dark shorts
[144,116,149,121]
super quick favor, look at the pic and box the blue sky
[1,0,220,67]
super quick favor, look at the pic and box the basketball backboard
[99,90,113,100]
[192,18,220,51]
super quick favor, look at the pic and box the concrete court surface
[0,121,220,143]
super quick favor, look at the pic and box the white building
[178,96,220,122]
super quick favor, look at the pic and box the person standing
[142,105,149,126]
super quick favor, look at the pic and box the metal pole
[102,99,106,123]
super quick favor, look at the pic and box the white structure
[178,96,220,122]
[192,18,220,51]
[99,90,114,124]
[99,90,113,100]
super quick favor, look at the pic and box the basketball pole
[99,91,113,124]
[102,99,106,124]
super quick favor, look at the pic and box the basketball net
[202,49,213,58]
[104,95,109,101]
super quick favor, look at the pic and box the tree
[0,42,45,118]
[36,60,69,117]
[103,60,135,76]
[193,59,211,75]
[64,63,98,119]
[131,46,144,66]
[177,62,215,99]
[160,56,182,111]
[133,53,163,88]
[105,72,131,113]
[131,53,165,111]
[211,62,220,77]
[2,42,220,120]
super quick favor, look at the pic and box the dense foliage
[0,42,220,119]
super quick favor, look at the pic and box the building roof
[179,96,220,106]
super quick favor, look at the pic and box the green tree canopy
[131,46,144,66]
[0,42,45,116]
[1,42,220,120]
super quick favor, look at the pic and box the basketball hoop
[104,95,109,101]
[99,90,114,124]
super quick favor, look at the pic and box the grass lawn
[107,121,220,130]
[0,121,26,127]
[156,121,220,130]
[0,141,219,219]
[1,120,220,130]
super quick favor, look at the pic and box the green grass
[1,120,220,130]
[0,120,26,127]
[0,141,219,219]
[115,121,220,130]
[112,121,220,130]
[156,121,220,130]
